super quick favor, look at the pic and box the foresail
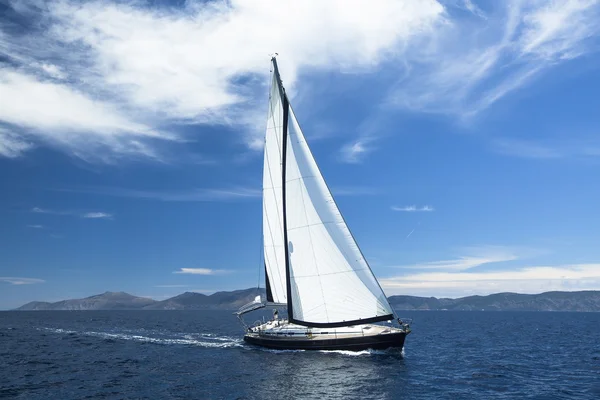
[284,106,394,327]
[262,70,287,304]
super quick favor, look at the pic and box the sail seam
[288,267,373,278]
[285,176,317,183]
[286,221,340,231]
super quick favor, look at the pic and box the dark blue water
[1,311,599,399]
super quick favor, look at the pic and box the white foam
[319,348,405,357]
[38,327,76,334]
[39,327,243,349]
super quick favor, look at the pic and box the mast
[270,56,293,319]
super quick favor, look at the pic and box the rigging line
[256,221,263,291]
[268,61,283,164]
[291,267,373,278]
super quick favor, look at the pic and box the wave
[38,327,242,349]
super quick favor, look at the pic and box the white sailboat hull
[243,320,410,351]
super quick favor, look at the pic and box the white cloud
[462,0,487,20]
[0,127,32,158]
[26,224,44,229]
[173,268,229,275]
[0,277,45,285]
[338,1,600,162]
[491,137,563,159]
[339,139,374,164]
[31,207,113,219]
[32,207,64,215]
[3,1,598,163]
[0,67,167,161]
[490,137,600,160]
[390,245,519,271]
[0,0,445,160]
[37,63,67,80]
[381,263,600,298]
[379,244,595,297]
[57,186,261,202]
[390,0,600,116]
[81,212,112,219]
[392,205,435,212]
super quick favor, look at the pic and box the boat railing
[235,300,266,316]
[398,317,413,333]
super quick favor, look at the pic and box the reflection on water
[241,347,408,400]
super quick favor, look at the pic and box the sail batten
[263,57,394,327]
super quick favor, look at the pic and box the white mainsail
[263,58,394,326]
[262,71,288,304]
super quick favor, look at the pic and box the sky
[1,0,600,309]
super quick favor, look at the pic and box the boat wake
[253,347,404,357]
[38,327,243,349]
[39,327,403,356]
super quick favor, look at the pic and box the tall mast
[270,56,293,319]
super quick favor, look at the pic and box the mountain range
[13,289,600,312]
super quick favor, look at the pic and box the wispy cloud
[173,268,230,275]
[56,186,261,202]
[0,0,445,161]
[392,205,435,212]
[26,224,44,229]
[490,137,600,160]
[391,0,600,116]
[396,253,518,272]
[381,263,600,298]
[81,212,112,219]
[378,245,584,297]
[0,277,45,285]
[0,67,166,162]
[491,137,563,159]
[0,127,32,158]
[31,207,113,219]
[339,139,374,164]
[341,0,600,161]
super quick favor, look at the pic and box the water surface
[1,310,599,399]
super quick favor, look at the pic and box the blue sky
[2,0,600,309]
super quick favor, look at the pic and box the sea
[1,310,599,399]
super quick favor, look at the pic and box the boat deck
[247,319,408,340]
[244,319,409,350]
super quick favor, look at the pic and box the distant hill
[16,291,157,311]
[388,291,600,312]
[14,289,600,312]
[143,288,265,310]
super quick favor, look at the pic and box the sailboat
[236,57,411,351]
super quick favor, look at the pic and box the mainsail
[262,69,288,304]
[263,57,394,327]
